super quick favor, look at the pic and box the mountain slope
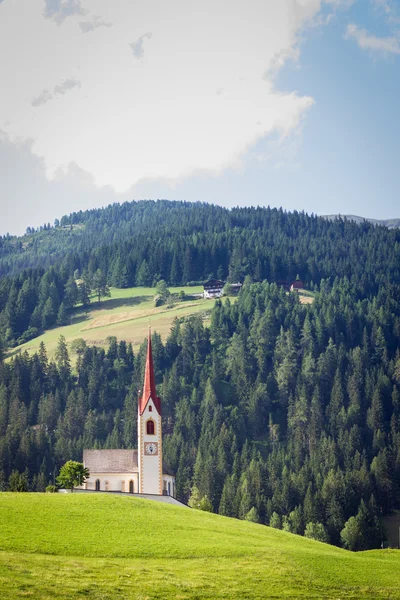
[1,199,400,350]
[1,493,400,599]
[322,214,400,229]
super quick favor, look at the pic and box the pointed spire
[139,328,161,415]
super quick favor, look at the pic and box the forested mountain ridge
[1,201,399,280]
[323,214,400,229]
[1,200,399,350]
[1,276,399,550]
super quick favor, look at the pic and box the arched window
[129,480,134,494]
[146,420,155,435]
[95,479,100,491]
[148,405,153,412]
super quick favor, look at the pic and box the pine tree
[64,277,78,309]
[92,269,110,304]
[56,302,67,326]
[55,336,71,384]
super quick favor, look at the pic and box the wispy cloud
[371,0,400,23]
[54,77,81,96]
[43,0,86,25]
[79,16,112,34]
[372,0,392,15]
[130,32,152,59]
[32,78,81,107]
[31,89,52,107]
[345,23,400,54]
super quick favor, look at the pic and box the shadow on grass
[67,313,91,326]
[5,347,23,359]
[91,295,151,311]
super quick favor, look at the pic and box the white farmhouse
[203,279,224,299]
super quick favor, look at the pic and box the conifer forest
[1,200,400,550]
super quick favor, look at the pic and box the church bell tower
[138,329,163,495]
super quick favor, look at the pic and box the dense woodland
[1,200,399,349]
[0,200,400,550]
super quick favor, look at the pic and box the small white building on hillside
[203,279,224,298]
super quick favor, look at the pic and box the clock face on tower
[144,442,158,456]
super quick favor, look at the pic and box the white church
[82,331,176,497]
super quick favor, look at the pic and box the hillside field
[8,285,312,363]
[8,285,208,362]
[0,493,400,599]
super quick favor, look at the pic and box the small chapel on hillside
[82,331,175,497]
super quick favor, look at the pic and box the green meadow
[8,285,208,362]
[0,493,399,599]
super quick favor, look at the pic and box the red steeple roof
[138,329,161,415]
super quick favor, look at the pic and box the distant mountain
[322,214,400,229]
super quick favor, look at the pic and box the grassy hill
[1,493,400,599]
[8,285,208,362]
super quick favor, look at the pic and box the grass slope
[0,493,400,599]
[9,286,208,362]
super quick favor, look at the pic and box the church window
[146,419,155,435]
[129,480,134,494]
[149,405,153,412]
[95,479,100,491]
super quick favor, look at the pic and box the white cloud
[54,77,81,95]
[31,89,52,107]
[31,78,81,108]
[43,0,86,24]
[372,0,392,15]
[130,32,153,60]
[371,0,400,24]
[346,23,400,54]
[0,0,339,194]
[79,16,112,34]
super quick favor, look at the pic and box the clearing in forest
[9,286,209,362]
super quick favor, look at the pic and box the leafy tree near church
[56,461,90,492]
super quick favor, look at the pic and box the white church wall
[139,399,163,495]
[162,474,175,497]
[85,472,139,493]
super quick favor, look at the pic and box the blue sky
[0,0,399,235]
[273,1,400,218]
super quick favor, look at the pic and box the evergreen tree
[92,269,110,304]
